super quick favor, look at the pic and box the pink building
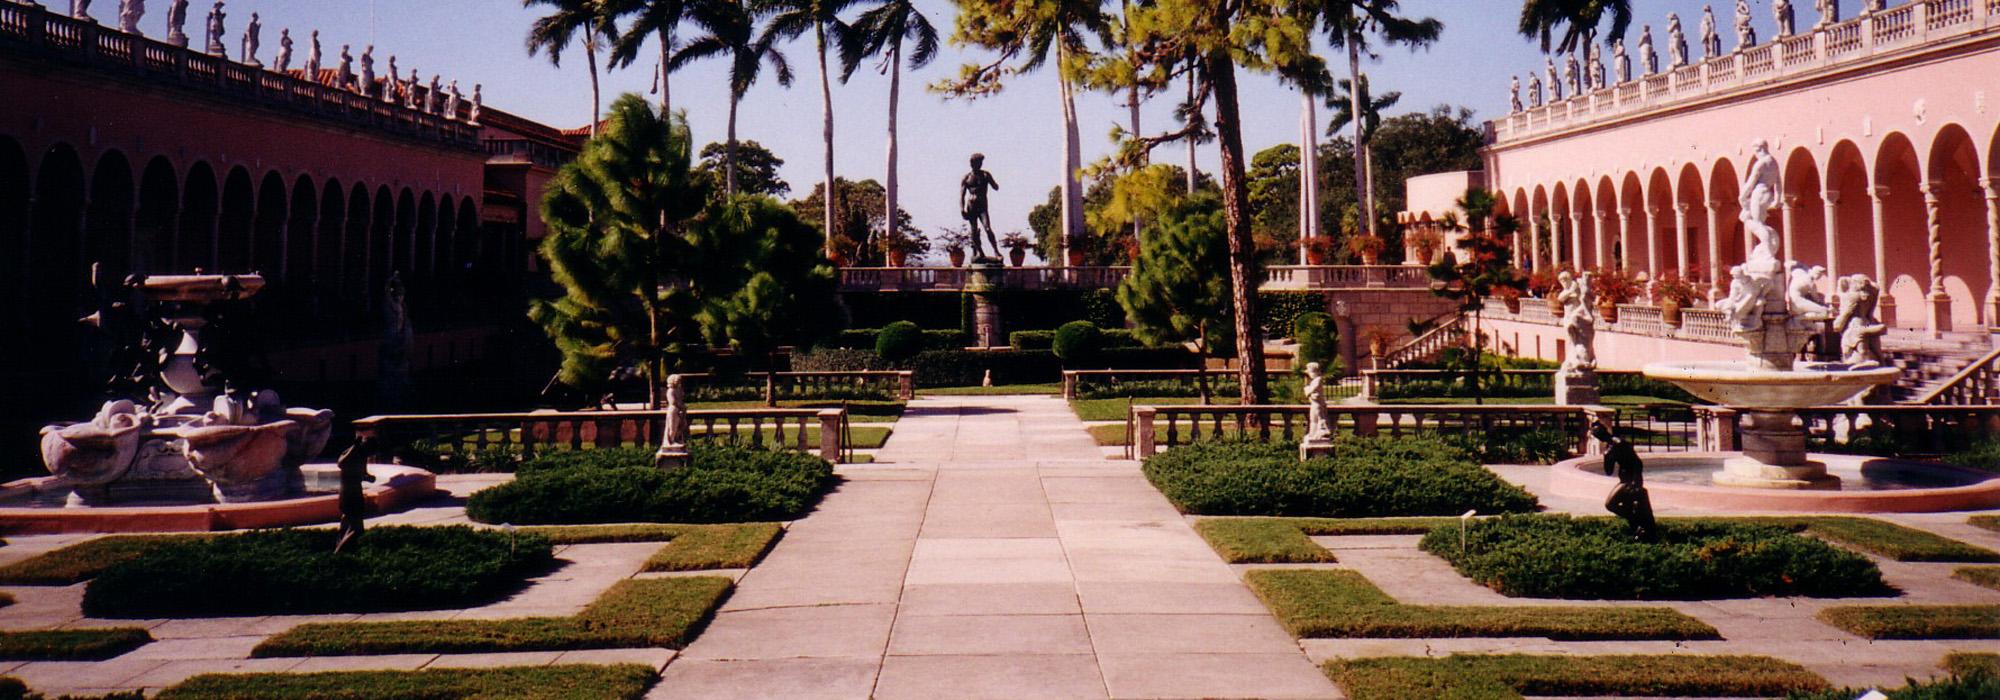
[1482,1,2000,339]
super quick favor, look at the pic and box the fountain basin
[1550,452,2000,513]
[0,463,436,534]
[1641,361,1900,409]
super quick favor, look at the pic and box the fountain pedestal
[1714,409,1838,489]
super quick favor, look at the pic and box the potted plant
[1344,234,1387,265]
[1528,264,1572,314]
[938,228,971,268]
[1590,267,1640,324]
[1001,232,1033,267]
[881,229,929,268]
[1303,236,1335,265]
[1405,227,1445,266]
[1650,270,1703,327]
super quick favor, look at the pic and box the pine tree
[1117,194,1234,403]
[1425,187,1527,405]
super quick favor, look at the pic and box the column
[1595,209,1613,269]
[1920,181,1952,336]
[1529,209,1543,270]
[1567,210,1584,269]
[1822,189,1842,283]
[1616,208,1633,274]
[1780,194,1799,263]
[1706,200,1726,299]
[1644,206,1662,280]
[1982,179,2000,326]
[1869,186,1895,326]
[1673,203,1692,278]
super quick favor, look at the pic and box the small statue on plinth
[273,28,292,72]
[468,83,483,125]
[1612,39,1630,84]
[1545,57,1562,101]
[1775,0,1797,37]
[202,0,225,57]
[444,80,461,121]
[1591,421,1657,543]
[384,55,400,103]
[1668,14,1689,67]
[240,12,260,67]
[336,45,354,92]
[303,29,321,82]
[1508,75,1521,113]
[1700,5,1722,59]
[654,375,689,469]
[333,437,376,552]
[360,46,376,98]
[1733,0,1757,48]
[72,0,94,22]
[1640,25,1659,75]
[118,0,144,34]
[1556,271,1601,405]
[1816,0,1842,27]
[165,0,188,47]
[426,74,442,114]
[960,153,1002,263]
[1835,274,1887,368]
[1299,362,1335,460]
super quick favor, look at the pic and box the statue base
[1555,368,1600,405]
[167,32,188,48]
[1299,437,1335,461]
[654,444,689,470]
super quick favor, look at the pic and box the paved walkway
[650,395,1341,700]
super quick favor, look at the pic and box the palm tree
[767,0,859,258]
[838,0,938,262]
[672,0,793,196]
[604,0,689,115]
[1308,0,1441,239]
[1324,75,1399,250]
[1517,0,1632,55]
[525,0,615,136]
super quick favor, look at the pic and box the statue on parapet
[203,0,224,57]
[240,12,260,67]
[1733,0,1757,48]
[1834,274,1886,368]
[1816,0,1842,27]
[72,0,94,22]
[1774,0,1797,37]
[336,45,354,92]
[1612,38,1631,83]
[164,0,188,47]
[1508,75,1522,113]
[960,153,1001,262]
[385,55,400,103]
[405,68,421,109]
[426,75,442,114]
[273,28,291,72]
[118,0,143,34]
[445,80,462,121]
[1700,5,1722,58]
[1667,13,1690,67]
[1639,24,1658,74]
[360,46,376,98]
[1528,73,1544,108]
[303,29,321,82]
[469,84,483,125]
[1545,56,1562,100]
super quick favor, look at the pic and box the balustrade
[1128,404,1592,458]
[354,407,849,464]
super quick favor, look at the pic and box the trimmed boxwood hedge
[466,445,834,525]
[1421,514,1894,600]
[81,526,554,618]
[1141,436,1540,517]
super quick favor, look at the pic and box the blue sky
[158,0,1845,241]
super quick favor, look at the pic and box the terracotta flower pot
[1009,248,1027,267]
[1306,248,1328,265]
[1547,296,1565,315]
[948,249,966,268]
[889,250,908,268]
[1598,301,1619,324]
[1661,298,1684,327]
[1503,296,1522,314]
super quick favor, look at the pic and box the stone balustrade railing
[1695,404,2000,454]
[837,265,1433,293]
[1482,299,1740,344]
[0,3,480,150]
[1125,403,1596,458]
[353,407,849,463]
[1494,0,2000,143]
[1354,368,1650,403]
[685,370,915,401]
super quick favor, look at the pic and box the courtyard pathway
[649,394,1341,700]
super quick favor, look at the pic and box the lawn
[1191,517,1459,563]
[690,399,905,423]
[0,534,210,585]
[1971,515,1999,533]
[253,576,732,656]
[1323,654,1826,700]
[158,664,656,700]
[1709,516,2000,562]
[1957,566,2000,592]
[920,383,1061,395]
[0,628,153,660]
[518,523,785,570]
[1818,604,2000,639]
[1245,569,1718,641]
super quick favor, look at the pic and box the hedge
[1324,654,1826,700]
[1246,568,1717,641]
[827,328,968,351]
[875,321,924,362]
[1010,328,1139,351]
[157,664,658,700]
[1052,321,1101,362]
[1420,515,1892,600]
[81,526,554,618]
[466,445,834,525]
[1142,436,1540,517]
[838,289,1121,332]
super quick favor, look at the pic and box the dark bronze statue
[959,153,1001,261]
[333,437,377,552]
[1592,421,1658,543]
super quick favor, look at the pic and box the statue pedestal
[1711,409,1840,489]
[1299,438,1335,461]
[1555,368,1600,405]
[654,444,688,470]
[967,262,1006,348]
[167,31,188,48]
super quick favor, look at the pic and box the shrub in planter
[467,445,834,525]
[1141,437,1540,517]
[875,321,924,362]
[1420,514,1892,600]
[1009,330,1056,351]
[82,527,554,618]
[1052,321,1102,364]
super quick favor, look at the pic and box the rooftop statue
[468,83,483,125]
[405,68,421,109]
[1545,57,1563,101]
[72,0,94,22]
[1509,75,1522,113]
[336,45,354,92]
[1613,39,1631,83]
[1667,14,1690,67]
[1816,0,1841,27]
[1563,51,1581,96]
[1700,5,1722,59]
[273,28,291,72]
[384,55,400,103]
[445,80,462,121]
[1774,0,1796,37]
[303,30,321,82]
[203,0,224,57]
[118,0,143,34]
[360,46,376,98]
[1734,0,1757,48]
[1528,73,1544,108]
[240,12,260,67]
[1639,25,1658,74]
[426,75,441,114]
[164,0,187,47]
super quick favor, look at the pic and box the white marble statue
[384,55,399,103]
[1862,0,1884,12]
[468,83,483,125]
[1734,0,1757,48]
[360,46,375,98]
[72,0,93,22]
[1739,139,1782,260]
[1787,264,1831,322]
[405,68,421,109]
[1816,0,1841,27]
[426,74,441,114]
[1564,51,1581,96]
[118,0,143,34]
[1700,5,1722,58]
[1558,271,1598,370]
[335,45,353,92]
[1546,57,1563,101]
[1509,75,1522,113]
[302,29,321,81]
[1774,0,1796,37]
[164,0,188,47]
[1613,39,1631,83]
[1716,264,1766,331]
[240,12,260,67]
[202,0,224,57]
[1668,14,1690,67]
[273,27,291,72]
[1834,274,1886,367]
[1302,362,1332,443]
[1639,25,1658,75]
[654,374,690,468]
[445,80,461,120]
[1528,73,1544,108]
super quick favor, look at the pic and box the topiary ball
[1052,321,1103,364]
[876,321,924,362]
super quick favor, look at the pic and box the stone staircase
[1881,330,1996,403]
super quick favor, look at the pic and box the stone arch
[456,198,480,280]
[348,183,374,307]
[0,137,26,340]
[1707,158,1745,276]
[135,157,178,275]
[1596,175,1619,271]
[1552,182,1573,268]
[417,191,437,281]
[253,171,287,277]
[1925,124,1987,329]
[1646,168,1677,278]
[1619,172,1647,277]
[286,175,317,285]
[1826,140,1874,299]
[217,166,254,272]
[1781,147,1828,281]
[1675,163,1710,285]
[1875,132,1927,328]
[86,150,135,283]
[1572,178,1598,269]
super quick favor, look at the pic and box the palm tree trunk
[586,20,602,136]
[658,28,672,115]
[1128,81,1143,249]
[726,96,740,196]
[1058,44,1084,267]
[1348,39,1368,238]
[816,20,837,258]
[1184,66,1198,193]
[1207,48,1269,407]
[884,41,902,264]
[1298,91,1317,265]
